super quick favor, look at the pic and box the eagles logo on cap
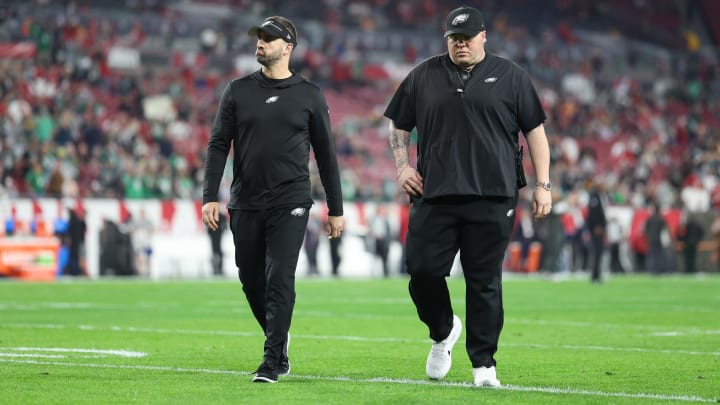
[452,13,470,26]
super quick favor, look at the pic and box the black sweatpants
[406,195,516,368]
[590,228,605,282]
[229,205,310,363]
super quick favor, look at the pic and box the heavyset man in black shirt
[201,15,344,384]
[384,6,552,387]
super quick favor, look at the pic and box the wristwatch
[535,181,552,191]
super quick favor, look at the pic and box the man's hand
[202,202,220,231]
[397,166,423,197]
[326,215,344,239]
[532,189,552,219]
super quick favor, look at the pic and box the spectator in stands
[45,161,64,198]
[24,161,45,196]
[384,6,551,388]
[201,15,344,384]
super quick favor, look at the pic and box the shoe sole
[474,379,501,388]
[252,376,278,383]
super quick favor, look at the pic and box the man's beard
[257,50,282,67]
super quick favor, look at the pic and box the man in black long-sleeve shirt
[201,15,344,384]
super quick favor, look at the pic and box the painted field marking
[0,358,715,403]
[4,301,718,334]
[0,302,117,310]
[0,353,65,359]
[4,323,719,356]
[649,330,720,337]
[0,348,146,358]
[500,343,720,356]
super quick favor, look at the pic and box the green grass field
[1,274,718,404]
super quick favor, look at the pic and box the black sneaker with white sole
[252,360,278,383]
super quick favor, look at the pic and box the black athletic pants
[229,205,309,364]
[590,227,605,282]
[406,195,516,368]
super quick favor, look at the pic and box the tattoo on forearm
[389,130,409,150]
[389,129,410,169]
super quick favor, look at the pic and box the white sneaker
[473,366,501,387]
[426,315,462,380]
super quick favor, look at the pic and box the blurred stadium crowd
[0,0,719,212]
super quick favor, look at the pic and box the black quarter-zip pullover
[203,71,343,216]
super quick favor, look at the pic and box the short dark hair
[267,16,298,46]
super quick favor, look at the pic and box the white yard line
[0,358,715,403]
[4,323,719,356]
[649,330,720,337]
[0,347,146,357]
[500,343,720,356]
[0,302,118,310]
[0,353,65,358]
[505,318,714,332]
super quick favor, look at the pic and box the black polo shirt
[384,52,546,199]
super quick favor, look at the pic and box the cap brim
[443,28,483,38]
[248,24,296,45]
[248,26,279,39]
[248,27,289,42]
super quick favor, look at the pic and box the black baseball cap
[248,18,297,46]
[443,6,486,38]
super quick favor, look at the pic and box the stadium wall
[1,198,406,279]
[2,199,717,279]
